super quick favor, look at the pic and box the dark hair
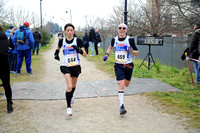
[64,23,75,30]
[0,25,3,31]
[195,22,200,29]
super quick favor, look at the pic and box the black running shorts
[60,65,81,77]
[114,62,134,81]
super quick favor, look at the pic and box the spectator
[5,26,14,37]
[83,31,89,54]
[94,29,101,55]
[5,26,14,71]
[58,32,64,40]
[0,25,13,113]
[32,28,42,55]
[10,27,18,73]
[188,22,200,84]
[14,21,35,75]
[88,27,95,56]
[50,32,53,38]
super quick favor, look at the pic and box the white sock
[118,91,124,107]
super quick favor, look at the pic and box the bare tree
[0,0,11,25]
[1,2,40,29]
[136,0,175,36]
[166,0,200,32]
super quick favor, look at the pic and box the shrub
[40,29,51,46]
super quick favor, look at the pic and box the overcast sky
[6,0,124,28]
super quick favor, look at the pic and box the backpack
[17,29,26,44]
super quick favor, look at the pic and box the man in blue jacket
[14,22,35,74]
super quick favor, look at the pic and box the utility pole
[40,0,42,29]
[66,9,72,23]
[124,0,128,25]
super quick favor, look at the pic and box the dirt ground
[0,37,193,133]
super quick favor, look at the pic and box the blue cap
[9,26,14,29]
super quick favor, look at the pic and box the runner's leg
[117,79,127,115]
[64,73,73,108]
[117,79,125,106]
[125,80,131,87]
[71,77,78,103]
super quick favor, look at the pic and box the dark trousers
[10,53,17,71]
[0,55,12,103]
[94,42,99,55]
[8,52,13,71]
[84,44,89,54]
[32,43,41,55]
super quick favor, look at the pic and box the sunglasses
[118,27,126,30]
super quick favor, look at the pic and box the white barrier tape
[187,58,200,62]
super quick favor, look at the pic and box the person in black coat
[188,22,200,84]
[94,29,101,55]
[88,27,95,56]
[32,28,42,55]
[0,25,13,113]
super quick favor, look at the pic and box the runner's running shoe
[71,97,74,104]
[66,107,72,116]
[120,104,127,115]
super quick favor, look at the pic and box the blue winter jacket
[5,30,12,53]
[83,35,89,45]
[11,34,17,54]
[5,30,11,38]
[14,26,35,50]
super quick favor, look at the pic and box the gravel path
[0,36,192,133]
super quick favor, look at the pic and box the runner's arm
[54,39,63,61]
[129,38,139,56]
[77,38,87,57]
[106,45,114,55]
[56,39,63,51]
[81,47,87,57]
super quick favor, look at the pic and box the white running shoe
[66,107,72,116]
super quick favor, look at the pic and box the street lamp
[40,0,42,29]
[66,8,72,23]
[124,0,128,25]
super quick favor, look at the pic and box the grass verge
[87,48,200,129]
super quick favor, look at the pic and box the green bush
[40,29,51,46]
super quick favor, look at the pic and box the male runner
[103,23,139,115]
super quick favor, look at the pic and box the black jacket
[189,29,200,54]
[0,31,9,55]
[33,30,42,44]
[88,28,95,42]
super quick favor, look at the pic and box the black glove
[54,49,60,61]
[71,45,83,55]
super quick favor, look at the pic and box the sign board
[137,37,164,46]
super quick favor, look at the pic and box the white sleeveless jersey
[114,36,132,64]
[61,37,80,67]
